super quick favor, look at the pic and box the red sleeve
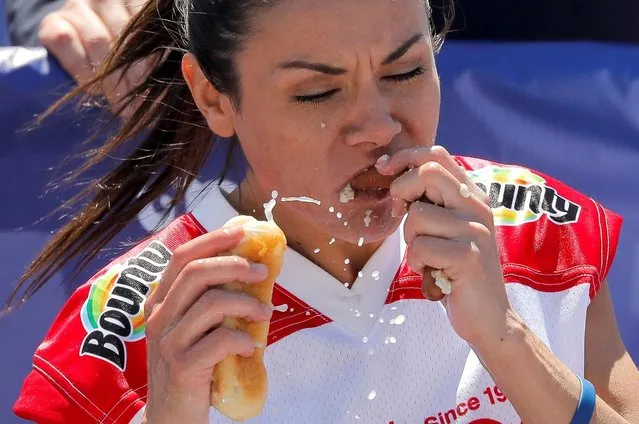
[14,215,204,423]
[14,369,97,423]
[456,156,623,300]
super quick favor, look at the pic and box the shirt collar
[189,182,405,337]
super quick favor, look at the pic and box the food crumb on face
[339,183,355,204]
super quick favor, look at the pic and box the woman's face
[230,0,440,244]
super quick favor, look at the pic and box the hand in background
[38,0,148,113]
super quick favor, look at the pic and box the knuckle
[408,200,425,216]
[39,16,74,46]
[65,0,85,11]
[430,145,449,158]
[226,256,251,273]
[170,246,190,272]
[143,304,162,338]
[419,161,442,176]
[469,221,492,242]
[180,259,204,281]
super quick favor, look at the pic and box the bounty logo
[80,241,172,370]
[468,166,581,226]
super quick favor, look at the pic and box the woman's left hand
[376,146,514,350]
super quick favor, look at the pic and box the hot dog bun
[211,215,287,421]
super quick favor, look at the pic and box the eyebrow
[276,32,425,75]
[381,33,425,65]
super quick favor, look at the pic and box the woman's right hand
[141,225,273,424]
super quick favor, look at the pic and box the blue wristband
[571,375,596,424]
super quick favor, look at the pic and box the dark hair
[5,0,454,310]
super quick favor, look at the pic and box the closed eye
[383,67,426,82]
[293,88,340,104]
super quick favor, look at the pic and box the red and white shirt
[14,157,622,424]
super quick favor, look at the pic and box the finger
[168,290,272,349]
[150,226,245,304]
[407,235,467,277]
[421,267,445,302]
[378,145,489,205]
[391,161,478,212]
[158,255,269,329]
[377,146,467,183]
[187,328,258,373]
[60,3,129,107]
[403,201,474,247]
[59,3,112,68]
[38,13,93,82]
[89,0,131,39]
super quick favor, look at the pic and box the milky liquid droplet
[357,237,364,247]
[389,314,406,325]
[273,303,289,313]
[390,306,397,311]
[354,309,361,317]
[344,258,350,265]
[369,313,375,318]
[344,282,350,288]
[305,311,311,316]
[368,348,374,356]
[281,196,322,205]
[329,206,335,213]
[355,415,360,420]
[314,248,321,254]
[364,209,373,227]
[329,238,336,245]
[264,198,277,222]
[362,336,368,343]
[368,390,377,400]
[357,271,364,278]
[271,190,278,199]
[336,212,343,219]
[290,308,295,312]
[320,122,327,128]
[344,221,348,226]
[378,317,384,324]
[371,271,380,280]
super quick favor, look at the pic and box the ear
[182,53,236,138]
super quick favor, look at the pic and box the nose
[342,87,402,149]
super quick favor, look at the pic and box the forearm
[474,310,630,424]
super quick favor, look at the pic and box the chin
[323,201,403,244]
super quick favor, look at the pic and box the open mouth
[340,167,396,203]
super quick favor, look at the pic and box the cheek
[401,78,441,144]
[237,121,327,192]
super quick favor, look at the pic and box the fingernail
[223,226,243,236]
[376,154,391,168]
[251,262,269,277]
[391,198,405,218]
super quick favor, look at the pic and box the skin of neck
[224,170,384,287]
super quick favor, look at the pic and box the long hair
[5,0,454,310]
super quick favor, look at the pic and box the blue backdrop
[1,40,638,422]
